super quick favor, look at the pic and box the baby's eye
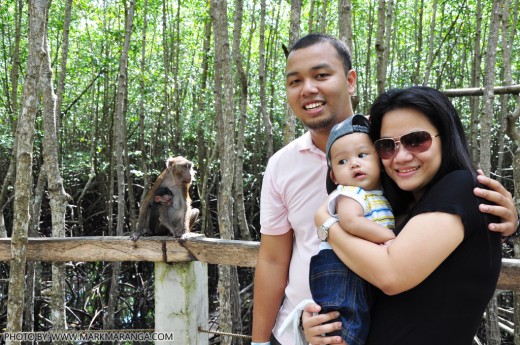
[358,153,368,158]
[338,159,348,165]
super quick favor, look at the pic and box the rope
[198,327,252,339]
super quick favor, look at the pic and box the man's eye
[338,159,348,165]
[316,73,329,79]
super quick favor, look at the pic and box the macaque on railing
[130,156,199,241]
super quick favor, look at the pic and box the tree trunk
[232,0,251,241]
[0,0,23,238]
[319,0,328,33]
[105,0,136,332]
[338,0,353,52]
[283,0,301,145]
[196,15,213,236]
[259,0,273,159]
[411,0,424,85]
[481,1,502,344]
[469,0,483,161]
[41,27,70,338]
[507,98,520,344]
[497,0,516,184]
[55,0,72,149]
[138,0,150,209]
[375,0,386,94]
[23,165,46,332]
[7,0,48,341]
[211,0,242,343]
[422,0,438,85]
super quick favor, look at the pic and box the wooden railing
[1,235,519,344]
[0,234,518,289]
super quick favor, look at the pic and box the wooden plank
[0,235,260,266]
[0,236,195,262]
[497,258,520,291]
[1,236,520,290]
[181,235,260,267]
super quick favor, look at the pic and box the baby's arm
[335,194,395,244]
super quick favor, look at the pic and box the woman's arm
[316,204,464,295]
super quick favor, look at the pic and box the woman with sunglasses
[302,86,503,345]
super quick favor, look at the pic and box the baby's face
[329,133,381,191]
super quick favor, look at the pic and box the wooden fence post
[155,261,208,345]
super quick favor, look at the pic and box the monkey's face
[154,194,174,206]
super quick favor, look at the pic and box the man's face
[285,43,356,132]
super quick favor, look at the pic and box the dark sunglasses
[374,131,440,160]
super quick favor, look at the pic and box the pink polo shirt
[260,132,328,345]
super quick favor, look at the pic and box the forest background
[0,0,519,344]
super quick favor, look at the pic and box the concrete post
[155,262,208,345]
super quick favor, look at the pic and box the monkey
[146,186,175,237]
[130,156,200,241]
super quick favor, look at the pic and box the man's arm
[252,230,293,342]
[475,171,518,236]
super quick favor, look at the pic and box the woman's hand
[301,303,344,345]
[474,170,518,236]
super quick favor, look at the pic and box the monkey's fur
[130,156,199,241]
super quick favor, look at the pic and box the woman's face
[379,108,442,200]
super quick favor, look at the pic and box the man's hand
[301,303,344,345]
[474,170,518,236]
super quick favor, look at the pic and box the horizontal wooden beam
[0,234,259,267]
[0,236,519,290]
[443,84,520,97]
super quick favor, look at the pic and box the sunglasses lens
[375,139,396,159]
[375,131,435,159]
[401,131,432,153]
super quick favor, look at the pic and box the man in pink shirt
[251,33,518,345]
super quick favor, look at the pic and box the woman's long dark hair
[369,86,477,214]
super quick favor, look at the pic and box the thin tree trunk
[510,102,520,345]
[232,0,251,241]
[381,0,393,90]
[7,0,48,341]
[283,0,301,145]
[469,0,483,161]
[422,0,438,85]
[105,0,136,331]
[412,0,424,85]
[23,165,46,332]
[138,0,150,210]
[55,0,72,149]
[338,0,353,52]
[497,0,516,184]
[504,3,520,340]
[375,0,386,94]
[211,0,241,343]
[259,0,273,158]
[308,0,315,32]
[41,28,70,338]
[481,2,502,343]
[319,0,328,33]
[0,0,23,238]
[196,15,213,236]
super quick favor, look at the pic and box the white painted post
[155,261,209,345]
